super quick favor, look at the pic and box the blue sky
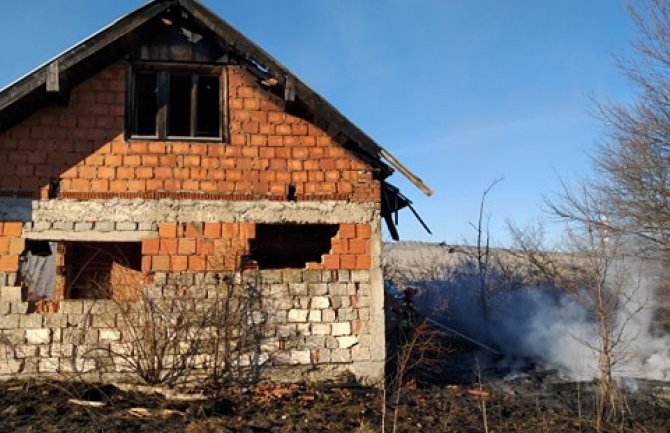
[0,1,637,246]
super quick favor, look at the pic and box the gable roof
[0,0,432,198]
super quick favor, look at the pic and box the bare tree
[469,177,503,324]
[553,1,670,255]
[544,3,670,391]
[512,187,645,431]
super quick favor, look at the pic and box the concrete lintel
[30,199,379,224]
[23,230,156,242]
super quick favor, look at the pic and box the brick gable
[0,62,380,203]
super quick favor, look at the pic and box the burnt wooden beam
[284,75,296,102]
[46,61,69,105]
[46,61,60,93]
[380,149,433,196]
[407,203,433,235]
[382,181,432,237]
[382,198,400,241]
[383,211,400,241]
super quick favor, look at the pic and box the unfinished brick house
[0,0,431,384]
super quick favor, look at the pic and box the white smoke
[488,287,600,379]
[411,255,670,381]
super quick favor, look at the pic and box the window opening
[64,242,143,300]
[130,68,222,140]
[48,178,61,199]
[249,224,339,269]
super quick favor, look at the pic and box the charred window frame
[126,63,228,141]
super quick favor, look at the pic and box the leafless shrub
[384,316,449,433]
[472,356,490,433]
[63,269,271,388]
[111,290,205,386]
[205,270,270,385]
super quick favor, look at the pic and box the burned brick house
[0,0,430,384]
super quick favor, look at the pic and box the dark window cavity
[196,75,220,136]
[168,74,192,136]
[249,224,339,269]
[64,242,143,300]
[134,72,159,136]
[130,68,222,140]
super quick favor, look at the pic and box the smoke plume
[410,254,670,381]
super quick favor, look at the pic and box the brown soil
[1,376,669,433]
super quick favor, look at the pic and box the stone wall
[0,268,384,385]
[0,198,385,385]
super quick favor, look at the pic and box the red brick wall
[141,222,371,273]
[0,220,372,293]
[142,222,256,272]
[0,220,374,280]
[0,62,380,202]
[316,223,372,270]
[0,222,23,272]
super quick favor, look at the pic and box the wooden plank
[382,205,400,241]
[190,74,197,137]
[130,61,223,74]
[124,63,133,140]
[46,61,60,93]
[156,71,168,139]
[221,67,229,143]
[380,148,433,196]
[284,75,296,102]
[45,61,69,105]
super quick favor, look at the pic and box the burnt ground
[1,374,669,433]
